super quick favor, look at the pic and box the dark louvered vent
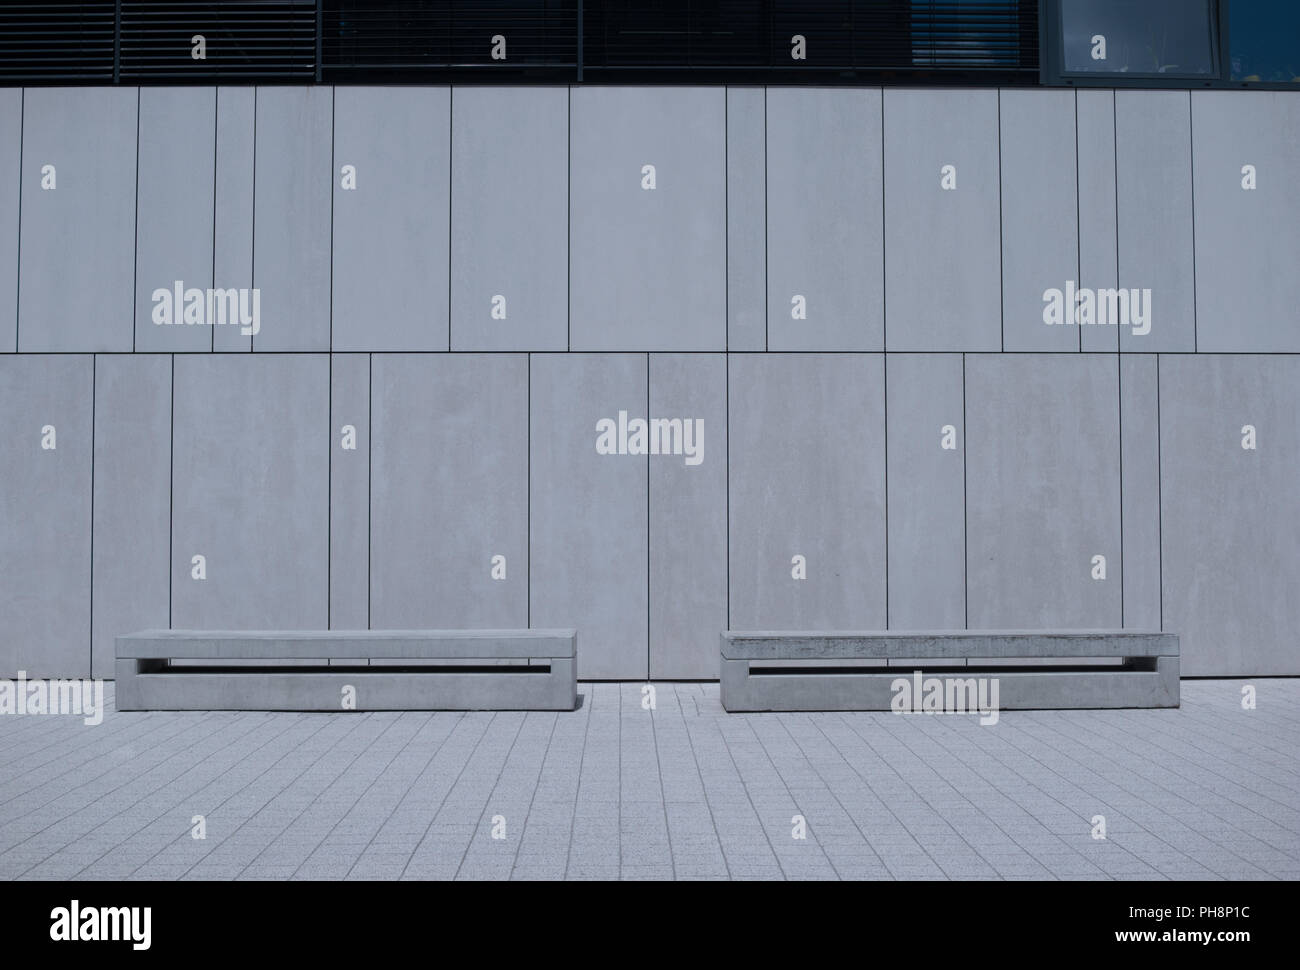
[0,0,1041,86]
[320,1,579,81]
[583,0,1039,80]
[910,1,1038,70]
[579,0,769,67]
[119,1,318,81]
[0,1,117,83]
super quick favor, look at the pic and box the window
[1229,0,1300,82]
[1058,0,1218,77]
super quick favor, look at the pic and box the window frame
[1042,0,1223,86]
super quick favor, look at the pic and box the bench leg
[114,658,146,712]
[719,658,750,712]
[549,657,578,711]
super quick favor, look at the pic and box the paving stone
[0,681,1295,881]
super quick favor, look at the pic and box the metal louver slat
[118,1,318,81]
[319,1,579,80]
[0,1,116,82]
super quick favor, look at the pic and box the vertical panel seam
[15,88,23,351]
[329,86,335,354]
[447,86,453,353]
[962,352,969,629]
[1112,89,1120,354]
[566,87,571,353]
[89,355,97,675]
[131,88,140,353]
[646,353,651,680]
[1156,353,1164,631]
[1118,354,1125,627]
[527,353,531,629]
[997,89,1005,354]
[250,88,257,354]
[725,351,730,631]
[367,352,373,629]
[1075,89,1082,353]
[882,355,889,629]
[168,354,174,628]
[211,88,217,353]
[1188,92,1198,353]
[322,356,327,626]
[327,88,335,627]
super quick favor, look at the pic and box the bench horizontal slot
[152,657,548,670]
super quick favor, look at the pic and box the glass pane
[1061,0,1216,75]
[1230,0,1300,82]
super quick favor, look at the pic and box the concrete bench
[115,629,577,712]
[720,630,1179,712]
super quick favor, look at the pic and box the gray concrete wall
[765,88,882,351]
[0,356,93,677]
[0,90,21,353]
[134,88,215,353]
[728,354,887,630]
[2,85,1297,680]
[370,354,528,630]
[966,354,1122,630]
[17,88,136,352]
[91,355,171,679]
[334,87,450,352]
[1159,356,1300,676]
[170,355,330,630]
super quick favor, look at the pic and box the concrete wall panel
[766,87,882,351]
[330,353,369,630]
[1000,89,1078,352]
[0,89,19,353]
[727,87,766,352]
[885,353,966,630]
[18,88,136,352]
[334,86,449,351]
[369,354,528,629]
[530,353,648,678]
[171,355,329,630]
[728,354,886,629]
[1120,354,1161,630]
[91,355,171,678]
[570,88,725,351]
[966,354,1122,629]
[1192,91,1300,352]
[1077,90,1119,353]
[213,87,255,353]
[0,355,93,677]
[252,87,332,352]
[451,86,567,351]
[134,88,215,353]
[649,354,727,679]
[1115,91,1195,352]
[884,89,1001,352]
[1160,355,1300,675]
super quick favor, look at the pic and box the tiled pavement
[0,680,1297,881]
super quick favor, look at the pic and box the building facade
[1,1,1297,681]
